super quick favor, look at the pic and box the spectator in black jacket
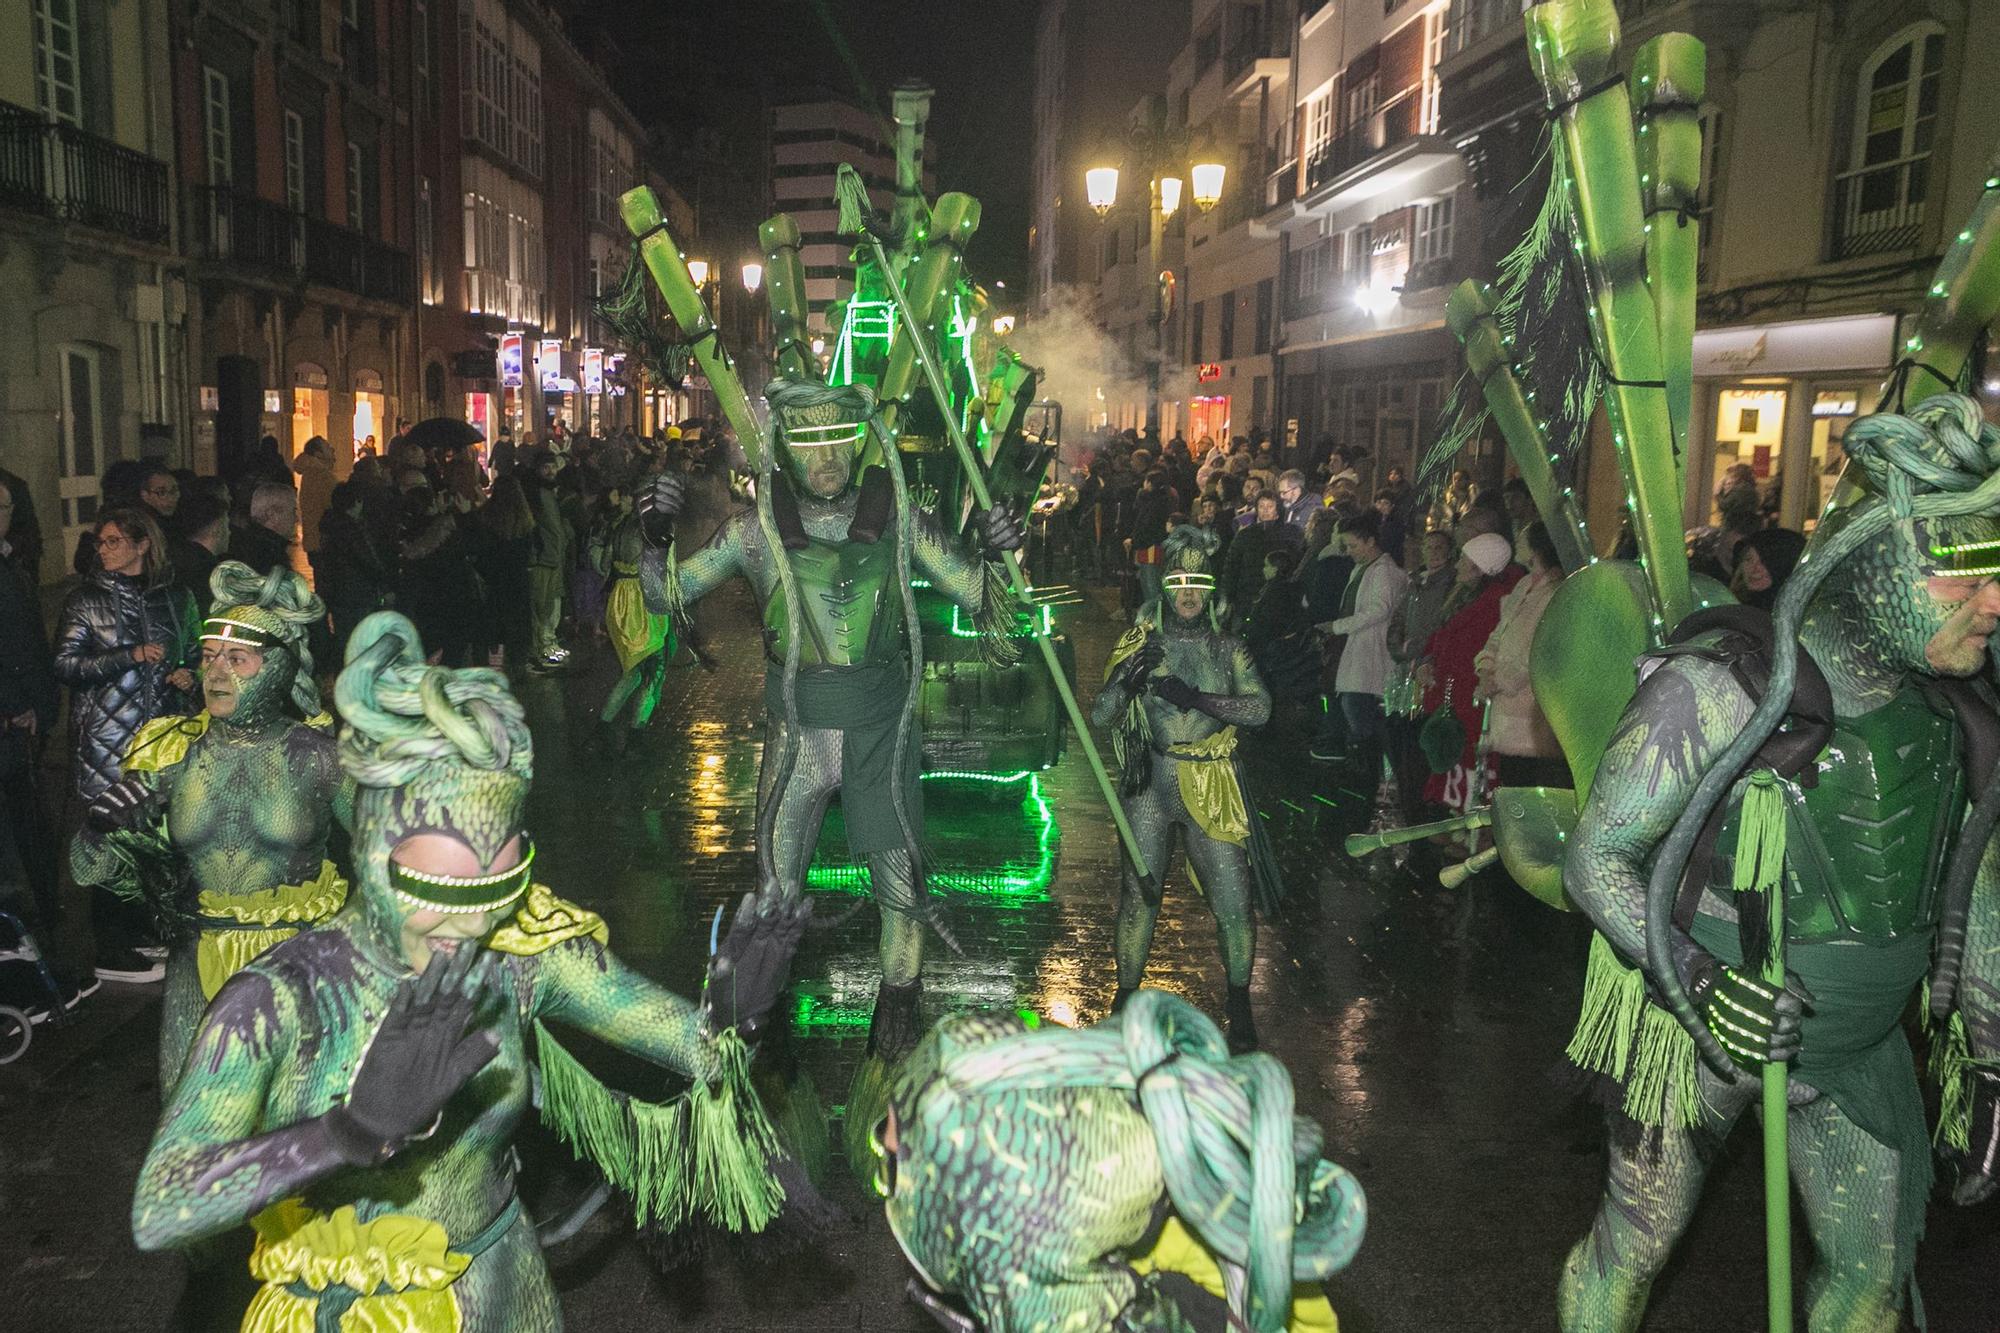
[231,482,298,577]
[1222,492,1301,624]
[168,490,229,616]
[316,481,396,657]
[0,475,60,931]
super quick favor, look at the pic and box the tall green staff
[835,166,1154,890]
[618,188,765,465]
[1632,33,1704,475]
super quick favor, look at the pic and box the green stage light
[804,769,1059,901]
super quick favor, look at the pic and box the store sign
[1693,314,1896,378]
[1812,391,1859,417]
[499,333,524,387]
[583,347,604,394]
[1196,363,1222,382]
[538,339,562,390]
[264,390,284,414]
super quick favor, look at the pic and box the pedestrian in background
[521,449,574,671]
[0,475,60,933]
[1311,510,1407,776]
[1384,527,1458,824]
[292,435,336,562]
[1473,521,1568,789]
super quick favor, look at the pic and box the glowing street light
[741,262,764,293]
[1190,161,1226,212]
[1354,282,1397,316]
[1085,165,1120,217]
[992,314,1017,337]
[686,258,710,286]
[1159,175,1184,218]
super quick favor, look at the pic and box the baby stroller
[0,907,81,1063]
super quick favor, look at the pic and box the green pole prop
[1632,33,1704,482]
[1526,0,1694,635]
[758,214,819,382]
[618,187,764,467]
[1762,884,1793,1333]
[1446,281,1594,571]
[836,168,1154,889]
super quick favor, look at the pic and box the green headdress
[1154,524,1225,630]
[764,375,876,496]
[204,560,327,725]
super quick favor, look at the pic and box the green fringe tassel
[535,1022,786,1233]
[974,562,1023,667]
[1731,770,1787,975]
[842,1053,896,1185]
[1927,1006,1974,1152]
[1565,932,1708,1130]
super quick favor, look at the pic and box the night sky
[562,0,1039,294]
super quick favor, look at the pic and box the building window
[1415,195,1454,263]
[1836,25,1944,258]
[1344,72,1379,133]
[414,0,431,105]
[418,176,436,304]
[31,0,83,127]
[345,140,363,232]
[283,111,306,213]
[1219,291,1236,360]
[1292,238,1326,306]
[1351,223,1373,285]
[1303,89,1334,164]
[1190,301,1205,362]
[1254,278,1273,354]
[1422,8,1447,133]
[57,345,106,548]
[204,67,233,186]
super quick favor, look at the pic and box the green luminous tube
[618,187,763,466]
[878,192,981,432]
[1445,281,1593,572]
[1526,0,1693,633]
[1881,160,2000,409]
[891,82,934,262]
[1631,33,1704,478]
[759,213,817,381]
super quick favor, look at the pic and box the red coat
[1419,569,1520,806]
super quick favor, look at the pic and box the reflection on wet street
[2,572,1994,1331]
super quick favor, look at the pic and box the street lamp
[1158,175,1184,219]
[686,258,710,287]
[991,314,1017,337]
[741,262,763,293]
[1189,161,1227,212]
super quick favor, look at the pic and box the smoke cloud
[1008,285,1197,464]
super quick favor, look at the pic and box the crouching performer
[873,989,1365,1332]
[131,610,808,1331]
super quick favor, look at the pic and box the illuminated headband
[201,616,287,649]
[1928,537,2000,578]
[1162,571,1216,591]
[784,421,867,448]
[388,836,535,914]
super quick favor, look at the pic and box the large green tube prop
[836,166,1154,887]
[618,188,763,467]
[759,214,817,381]
[891,82,933,262]
[1445,281,1594,571]
[1632,33,1704,477]
[876,193,979,430]
[1526,0,1693,634]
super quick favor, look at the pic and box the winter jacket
[1325,554,1409,697]
[52,568,198,800]
[0,549,57,780]
[315,506,396,647]
[292,451,337,552]
[1474,568,1564,759]
[230,522,294,579]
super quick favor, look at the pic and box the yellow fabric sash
[124,710,335,776]
[195,861,348,999]
[486,885,610,957]
[1168,727,1248,846]
[1129,1215,1339,1332]
[243,1200,470,1333]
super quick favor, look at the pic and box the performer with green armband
[130,612,808,1332]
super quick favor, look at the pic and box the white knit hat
[1463,532,1514,575]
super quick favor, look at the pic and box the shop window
[1709,387,1787,522]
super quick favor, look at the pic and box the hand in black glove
[704,890,811,1038]
[1952,1068,2000,1206]
[87,776,160,832]
[1673,935,1813,1069]
[1152,675,1205,713]
[1109,639,1165,694]
[638,473,687,548]
[978,504,1024,556]
[324,944,499,1165]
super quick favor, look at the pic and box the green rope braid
[336,612,533,788]
[208,559,328,717]
[1645,394,2000,1075]
[595,242,695,389]
[940,990,1367,1333]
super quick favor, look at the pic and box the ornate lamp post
[1088,111,1226,436]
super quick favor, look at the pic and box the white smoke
[1007,285,1197,467]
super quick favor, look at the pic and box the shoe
[94,950,165,984]
[134,943,168,961]
[1225,984,1259,1055]
[20,976,93,1024]
[1309,745,1345,763]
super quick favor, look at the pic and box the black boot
[1225,984,1259,1055]
[865,978,924,1063]
[1111,984,1137,1015]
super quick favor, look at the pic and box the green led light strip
[948,601,1054,639]
[1930,537,2000,577]
[803,769,1058,901]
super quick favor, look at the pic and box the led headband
[388,836,535,914]
[201,616,286,649]
[1928,537,2000,578]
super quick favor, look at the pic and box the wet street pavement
[3,523,1997,1329]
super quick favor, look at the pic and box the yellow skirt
[195,861,348,999]
[605,577,670,674]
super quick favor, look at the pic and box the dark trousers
[1338,691,1385,785]
[1386,713,1430,823]
[0,767,60,931]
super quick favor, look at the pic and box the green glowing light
[949,601,1054,638]
[791,992,874,1032]
[804,770,1059,901]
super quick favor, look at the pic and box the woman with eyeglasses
[52,505,199,983]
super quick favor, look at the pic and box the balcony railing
[1831,155,1929,261]
[1266,159,1299,209]
[1303,90,1425,194]
[190,184,413,304]
[0,99,170,245]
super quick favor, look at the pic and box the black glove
[1152,675,1205,712]
[324,945,499,1165]
[978,504,1024,556]
[704,891,811,1038]
[1672,934,1812,1068]
[1953,1068,2000,1206]
[1109,639,1165,693]
[87,776,160,832]
[638,473,687,548]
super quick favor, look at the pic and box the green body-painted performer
[71,561,349,1089]
[1093,526,1275,1053]
[131,610,807,1331]
[1559,395,2000,1331]
[599,495,674,748]
[873,989,1364,1332]
[638,374,1022,1059]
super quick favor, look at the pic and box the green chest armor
[763,536,902,668]
[1713,687,1962,944]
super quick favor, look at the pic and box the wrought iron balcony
[1830,155,1928,261]
[1303,90,1425,194]
[189,184,413,304]
[0,99,170,245]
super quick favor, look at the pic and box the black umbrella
[402,417,486,454]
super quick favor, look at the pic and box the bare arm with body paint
[529,936,718,1083]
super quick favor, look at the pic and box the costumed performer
[71,560,347,1088]
[131,610,808,1331]
[1092,525,1278,1053]
[1559,393,2000,1331]
[597,479,674,753]
[873,989,1365,1332]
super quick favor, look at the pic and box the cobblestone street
[2,552,1996,1331]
